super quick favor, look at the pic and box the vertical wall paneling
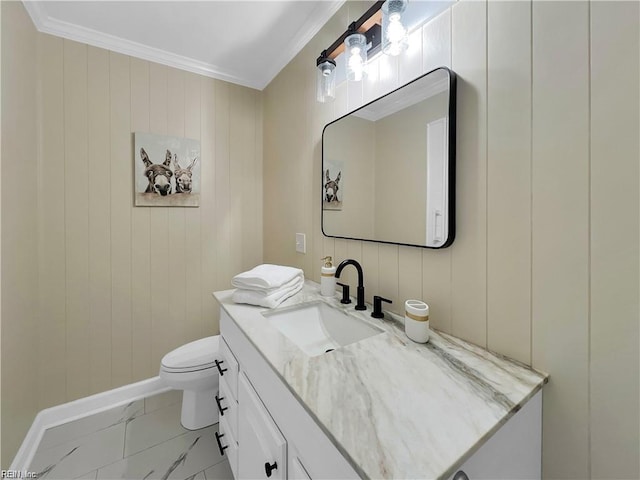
[130,57,152,381]
[2,2,39,462]
[148,63,171,368]
[361,242,379,305]
[422,249,452,333]
[229,85,252,274]
[64,40,90,400]
[589,2,640,478]
[421,6,452,335]
[377,54,399,97]
[531,2,590,478]
[214,81,231,291]
[87,46,112,393]
[398,247,422,310]
[377,244,399,309]
[333,238,349,286]
[184,73,203,340]
[37,34,66,409]
[167,68,187,348]
[399,27,423,85]
[423,8,452,72]
[346,76,363,112]
[486,1,532,365]
[200,77,218,334]
[109,52,132,387]
[363,56,381,104]
[345,240,363,294]
[450,0,488,347]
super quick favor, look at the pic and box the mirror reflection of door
[322,67,456,248]
[426,117,448,246]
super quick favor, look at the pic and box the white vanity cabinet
[446,391,542,480]
[218,308,362,480]
[215,300,544,480]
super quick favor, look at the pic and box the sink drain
[325,348,335,353]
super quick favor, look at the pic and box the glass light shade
[382,0,408,56]
[316,59,336,103]
[344,33,367,82]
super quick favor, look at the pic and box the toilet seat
[161,336,219,373]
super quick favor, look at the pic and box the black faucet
[335,259,366,311]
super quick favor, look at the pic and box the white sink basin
[262,301,384,356]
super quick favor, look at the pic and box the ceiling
[23,1,345,90]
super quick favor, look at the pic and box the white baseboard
[10,376,171,471]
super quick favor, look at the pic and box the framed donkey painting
[134,132,201,207]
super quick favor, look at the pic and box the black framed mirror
[322,67,456,248]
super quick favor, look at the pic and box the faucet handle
[371,295,392,319]
[336,282,351,304]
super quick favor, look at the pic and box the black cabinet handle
[215,359,227,375]
[214,431,228,456]
[453,471,469,480]
[264,461,278,478]
[215,394,228,416]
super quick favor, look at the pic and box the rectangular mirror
[322,67,456,248]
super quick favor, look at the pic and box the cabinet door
[447,392,542,480]
[238,372,287,480]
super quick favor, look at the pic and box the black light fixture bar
[316,1,385,65]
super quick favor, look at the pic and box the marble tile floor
[28,390,233,480]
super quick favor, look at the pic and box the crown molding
[22,0,345,91]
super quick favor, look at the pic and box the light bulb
[382,0,408,56]
[344,33,367,82]
[348,51,364,81]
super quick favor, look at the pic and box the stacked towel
[232,264,304,308]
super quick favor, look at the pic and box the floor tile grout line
[35,401,144,454]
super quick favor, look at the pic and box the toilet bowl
[159,335,220,430]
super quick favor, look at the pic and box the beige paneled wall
[263,1,639,478]
[34,32,263,415]
[1,1,39,466]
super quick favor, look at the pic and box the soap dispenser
[320,256,337,296]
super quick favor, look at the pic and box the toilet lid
[161,336,219,372]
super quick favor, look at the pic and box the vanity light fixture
[314,1,384,102]
[382,0,409,56]
[316,50,337,103]
[345,28,367,82]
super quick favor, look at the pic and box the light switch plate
[295,233,306,254]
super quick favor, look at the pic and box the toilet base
[180,387,218,430]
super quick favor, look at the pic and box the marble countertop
[214,281,548,480]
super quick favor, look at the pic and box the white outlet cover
[296,233,306,254]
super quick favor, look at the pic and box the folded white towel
[232,264,304,292]
[232,276,304,309]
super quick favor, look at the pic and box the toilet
[159,335,220,430]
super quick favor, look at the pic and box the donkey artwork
[140,148,173,196]
[134,132,201,207]
[172,154,198,194]
[324,169,341,203]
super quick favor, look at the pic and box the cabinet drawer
[217,375,238,441]
[238,372,286,480]
[219,336,239,400]
[218,417,239,479]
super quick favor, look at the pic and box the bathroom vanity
[213,282,548,479]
